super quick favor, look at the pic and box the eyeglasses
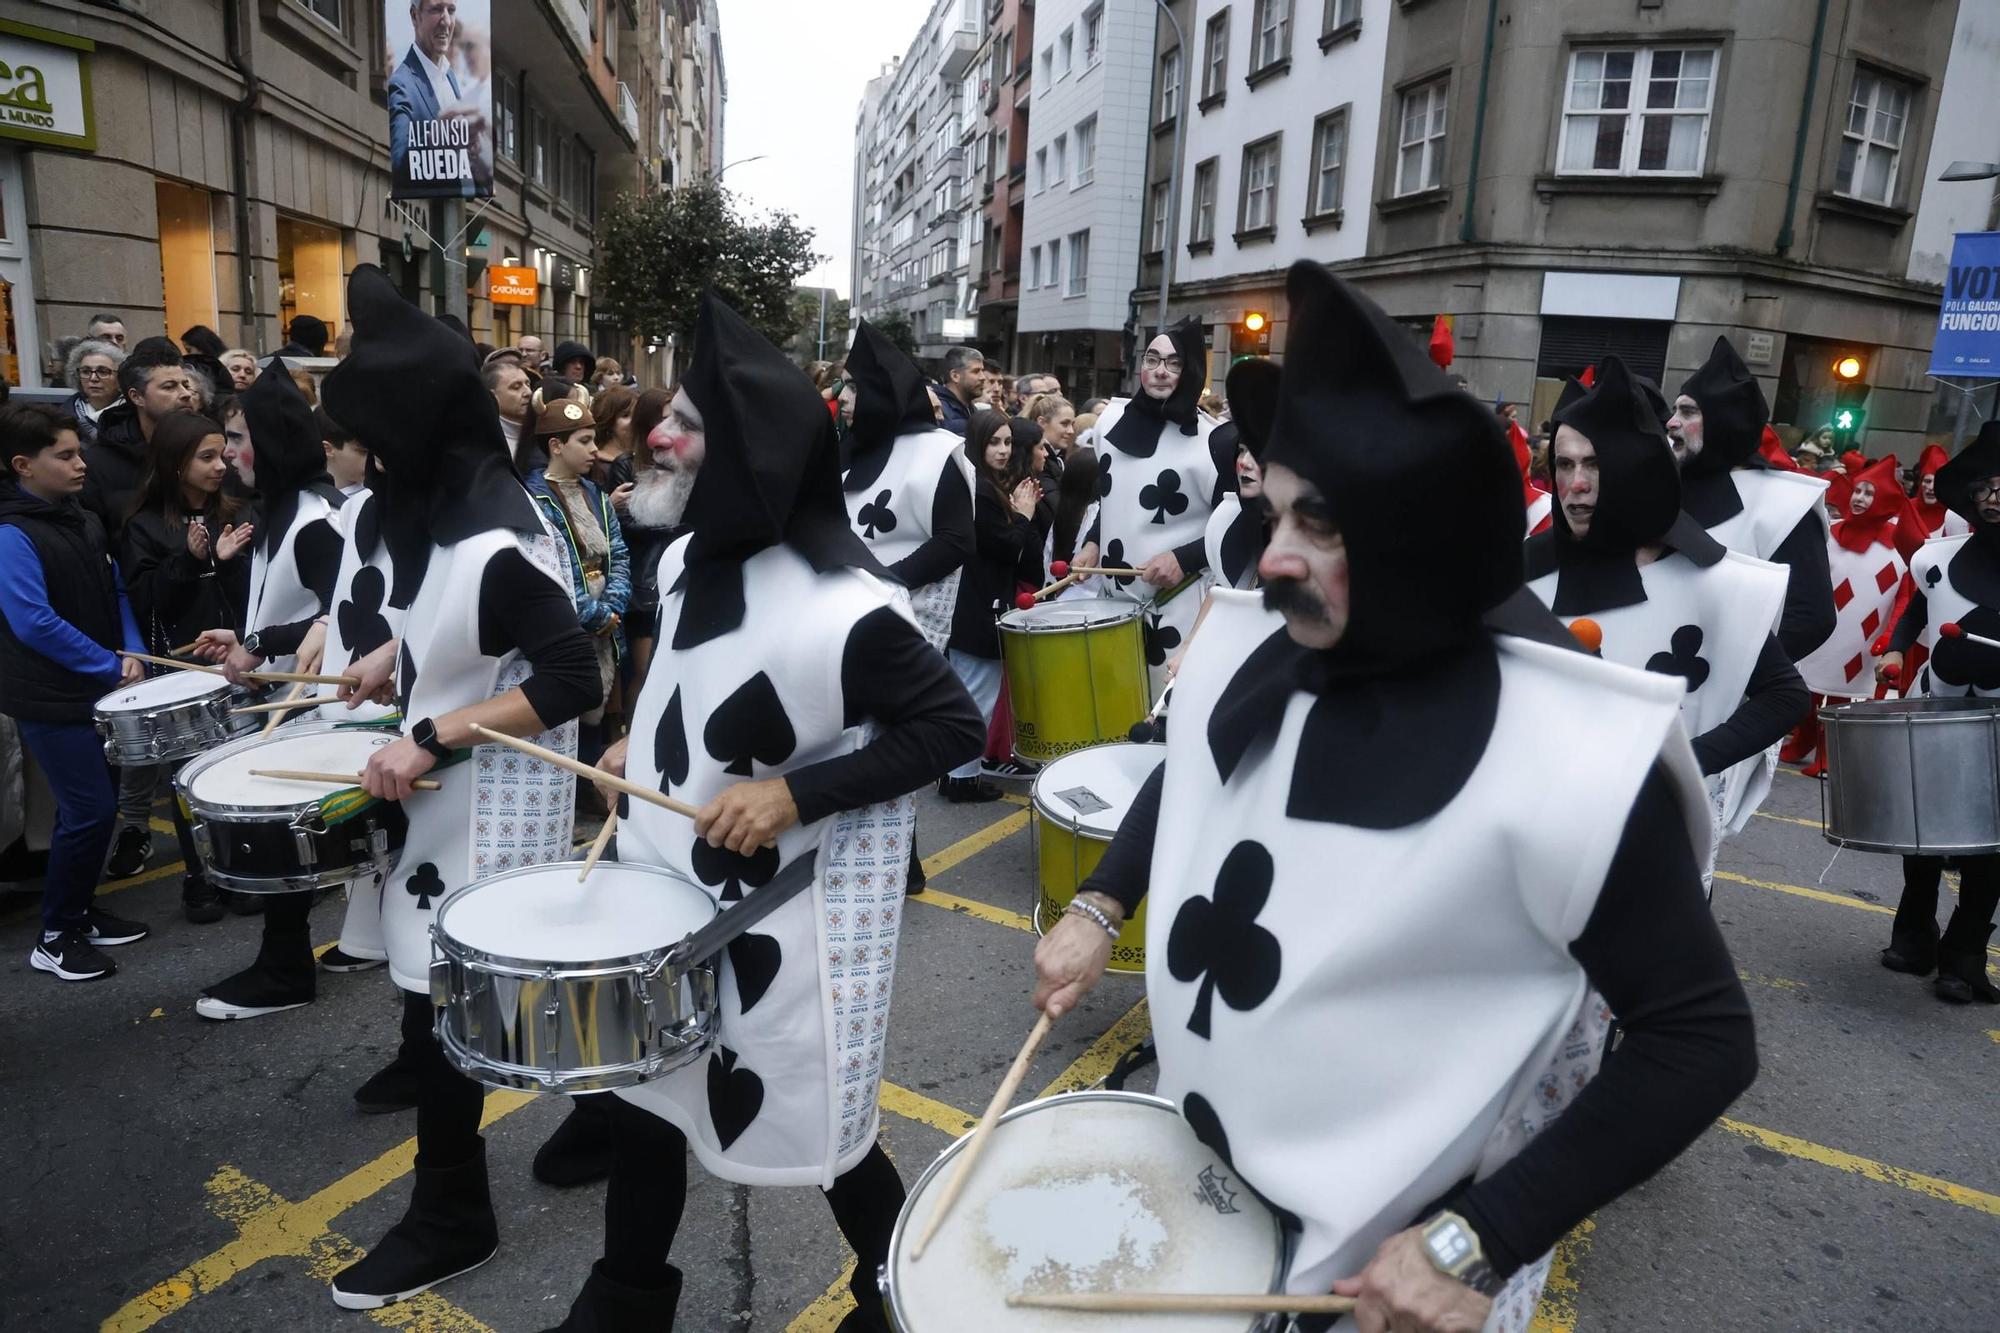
[1970,482,2000,503]
[77,366,115,378]
[1140,353,1184,371]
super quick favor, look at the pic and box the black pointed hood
[1938,421,2000,526]
[1208,359,1280,581]
[1106,316,1208,457]
[239,356,338,557]
[1678,336,1771,525]
[1226,357,1280,461]
[842,319,938,491]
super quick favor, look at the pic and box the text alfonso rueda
[405,118,474,182]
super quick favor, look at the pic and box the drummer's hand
[696,779,798,854]
[342,639,400,708]
[119,654,146,686]
[362,735,437,802]
[595,734,631,806]
[1076,541,1100,572]
[221,645,262,686]
[1033,898,1119,1018]
[1140,551,1183,587]
[1333,1227,1494,1333]
[192,628,238,663]
[1876,650,1904,685]
[296,620,328,677]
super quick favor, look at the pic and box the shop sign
[0,21,95,152]
[489,265,539,306]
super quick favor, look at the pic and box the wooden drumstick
[232,696,341,715]
[1006,1291,1358,1316]
[168,638,204,656]
[250,768,443,791]
[261,683,308,736]
[910,1010,1057,1261]
[1018,572,1081,608]
[468,724,702,821]
[119,650,223,676]
[578,809,619,881]
[243,669,365,688]
[1057,565,1144,579]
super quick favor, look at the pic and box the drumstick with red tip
[1940,622,2000,651]
[468,724,705,823]
[910,1010,1058,1260]
[1051,561,1145,579]
[1006,1292,1358,1316]
[1021,572,1082,607]
[251,768,443,791]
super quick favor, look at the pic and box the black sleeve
[1076,759,1164,916]
[1689,634,1808,775]
[254,614,319,659]
[1173,535,1208,576]
[1453,763,1758,1277]
[1085,510,1101,548]
[1771,512,1837,661]
[474,546,602,727]
[785,606,985,824]
[1889,587,1928,653]
[887,456,975,589]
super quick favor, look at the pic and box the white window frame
[1556,46,1718,179]
[1239,135,1280,233]
[1836,67,1913,206]
[1040,46,1053,87]
[1322,0,1359,33]
[1057,27,1074,80]
[1148,181,1170,253]
[1395,79,1449,197]
[1251,0,1291,73]
[1028,244,1043,289]
[1051,132,1067,187]
[1191,157,1219,244]
[1203,9,1230,103]
[1047,237,1062,290]
[1034,146,1048,193]
[1159,48,1183,121]
[1083,3,1104,67]
[1066,228,1090,296]
[1074,115,1097,187]
[1309,108,1346,217]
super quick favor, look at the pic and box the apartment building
[966,0,1033,371]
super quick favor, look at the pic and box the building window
[1029,244,1042,288]
[1066,229,1090,295]
[1191,157,1219,245]
[1558,47,1716,177]
[529,105,550,186]
[1074,116,1097,186]
[1322,0,1359,35]
[1041,46,1053,87]
[304,0,341,29]
[1148,181,1170,253]
[1309,108,1346,217]
[1083,4,1104,66]
[1047,237,1061,290]
[1051,133,1067,187]
[157,182,219,339]
[277,213,342,339]
[1836,68,1913,206]
[1058,27,1074,79]
[1202,9,1231,105]
[1396,79,1449,196]
[1238,134,1281,235]
[495,71,519,164]
[1251,0,1291,73]
[1159,48,1183,122]
[1034,147,1048,192]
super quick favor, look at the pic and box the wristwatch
[1420,1211,1501,1297]
[240,630,265,660]
[412,717,452,762]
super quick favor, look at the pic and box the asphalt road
[1,760,1996,1333]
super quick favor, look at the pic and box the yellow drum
[998,599,1150,762]
[1031,742,1161,975]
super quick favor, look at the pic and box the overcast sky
[716,0,937,300]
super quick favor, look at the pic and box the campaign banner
[385,0,493,200]
[1929,231,2000,378]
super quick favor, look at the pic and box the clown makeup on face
[837,381,857,426]
[628,390,705,529]
[1256,462,1351,651]
[648,389,706,471]
[1236,446,1264,500]
[1551,426,1599,540]
[222,404,256,488]
[1666,394,1704,466]
[1849,480,1875,518]
[1139,334,1183,401]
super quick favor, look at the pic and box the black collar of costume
[1533,510,1723,615]
[1679,467,1743,527]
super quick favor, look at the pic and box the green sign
[0,21,94,152]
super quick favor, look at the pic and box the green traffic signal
[1835,408,1857,430]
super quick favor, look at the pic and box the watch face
[1427,1222,1473,1272]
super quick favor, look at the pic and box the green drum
[1031,742,1161,975]
[997,598,1150,763]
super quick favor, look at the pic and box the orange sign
[489,266,539,306]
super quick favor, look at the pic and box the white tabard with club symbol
[312,491,405,726]
[242,489,342,675]
[841,426,974,652]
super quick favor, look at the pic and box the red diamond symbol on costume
[1876,563,1899,594]
[1862,610,1882,640]
[1844,653,1865,682]
[1833,579,1855,611]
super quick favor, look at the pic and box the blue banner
[1930,231,2000,378]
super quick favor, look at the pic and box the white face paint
[627,389,706,528]
[1139,334,1182,401]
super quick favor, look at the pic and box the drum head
[999,598,1142,633]
[98,671,229,712]
[184,727,397,806]
[1031,743,1163,839]
[437,863,715,965]
[891,1093,1281,1331]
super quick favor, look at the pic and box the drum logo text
[1194,1165,1241,1215]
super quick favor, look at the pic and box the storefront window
[278,214,343,340]
[156,181,219,343]
[0,149,38,387]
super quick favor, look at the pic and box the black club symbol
[336,565,392,658]
[1098,451,1114,499]
[1144,615,1181,667]
[406,862,445,910]
[1167,840,1282,1039]
[1138,469,1188,525]
[1103,540,1139,588]
[857,489,898,539]
[1644,624,1711,694]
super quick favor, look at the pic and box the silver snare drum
[95,670,264,765]
[1822,697,2000,854]
[430,862,720,1094]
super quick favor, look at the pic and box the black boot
[181,874,225,925]
[355,1040,426,1114]
[542,1260,681,1332]
[904,840,925,896]
[1880,924,1939,975]
[331,1139,499,1309]
[533,1093,615,1187]
[1935,926,2000,1004]
[194,895,315,1020]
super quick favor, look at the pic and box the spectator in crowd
[275,314,329,360]
[517,333,546,374]
[605,387,674,698]
[220,349,259,392]
[983,364,1011,412]
[1199,388,1226,419]
[935,345,983,435]
[484,359,532,459]
[86,313,128,351]
[83,343,197,541]
[1029,393,1077,459]
[1079,396,1108,416]
[1010,415,1056,584]
[64,339,125,446]
[319,407,370,496]
[1048,447,1100,572]
[181,326,228,361]
[0,404,152,982]
[588,385,637,491]
[550,341,595,386]
[286,365,319,407]
[590,357,625,393]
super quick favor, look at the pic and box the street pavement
[1,761,1997,1332]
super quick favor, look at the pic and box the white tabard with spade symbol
[1795,528,1908,700]
[1906,533,2000,699]
[1146,591,1704,1308]
[243,490,341,674]
[378,524,580,993]
[841,426,974,651]
[614,538,918,1187]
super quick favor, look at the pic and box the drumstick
[468,724,702,821]
[261,683,308,737]
[169,639,204,656]
[1019,572,1081,608]
[578,809,619,881]
[1005,1291,1359,1316]
[243,669,365,687]
[1940,622,2000,652]
[1056,565,1144,579]
[910,1010,1057,1261]
[250,768,443,791]
[232,696,341,714]
[119,650,223,676]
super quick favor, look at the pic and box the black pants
[601,1094,906,1315]
[400,989,486,1168]
[1894,854,2000,953]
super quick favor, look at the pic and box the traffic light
[1231,310,1271,360]
[1831,352,1869,445]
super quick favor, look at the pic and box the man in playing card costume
[1201,357,1281,592]
[1033,262,1756,1333]
[1877,422,2000,1004]
[314,265,603,1310]
[1526,355,1807,865]
[1671,335,1836,661]
[542,291,982,1331]
[1078,316,1220,686]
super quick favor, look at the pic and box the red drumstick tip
[1050,560,1070,578]
[1941,622,1964,639]
[1567,618,1604,653]
[1883,665,1900,679]
[1015,592,1037,611]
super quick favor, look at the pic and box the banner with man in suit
[386,0,494,199]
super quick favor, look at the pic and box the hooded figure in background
[838,318,976,651]
[1911,443,1968,539]
[1202,356,1281,591]
[1030,261,1750,1333]
[1673,336,1835,660]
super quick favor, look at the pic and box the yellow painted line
[909,885,1034,932]
[149,816,175,835]
[920,807,1030,879]
[1714,870,2000,958]
[1527,1217,1593,1333]
[1739,969,1808,993]
[1754,809,1823,829]
[787,1266,859,1333]
[1716,1118,2000,1217]
[878,1083,978,1137]
[1987,1030,2000,1045]
[1036,998,1153,1097]
[103,1091,533,1332]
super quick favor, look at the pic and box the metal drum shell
[94,676,267,766]
[428,862,720,1095]
[1821,697,2000,855]
[997,598,1151,762]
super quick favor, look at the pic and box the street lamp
[1938,160,2000,182]
[713,154,768,179]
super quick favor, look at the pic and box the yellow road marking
[878,1083,978,1137]
[920,807,1029,879]
[1036,998,1152,1097]
[149,816,175,836]
[1717,1118,2000,1217]
[1527,1217,1593,1333]
[909,885,1034,932]
[1740,969,1807,993]
[1714,870,2000,958]
[1988,1030,2000,1045]
[787,1266,859,1333]
[1754,810,1823,829]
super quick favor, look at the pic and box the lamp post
[1153,0,1187,340]
[712,154,769,179]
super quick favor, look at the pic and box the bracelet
[1065,897,1121,940]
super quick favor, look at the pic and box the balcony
[549,0,592,57]
[939,25,979,78]
[617,81,640,144]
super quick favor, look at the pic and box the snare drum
[998,599,1151,762]
[94,670,264,765]
[1032,743,1159,974]
[430,862,720,1094]
[1822,697,2000,854]
[881,1092,1286,1332]
[175,722,408,894]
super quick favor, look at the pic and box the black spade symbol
[1167,841,1282,1038]
[1103,539,1139,588]
[1143,614,1182,667]
[396,640,418,713]
[336,566,392,658]
[1933,606,2000,690]
[406,862,445,910]
[691,840,784,1014]
[704,673,797,777]
[1926,565,1943,588]
[1138,468,1189,525]
[858,489,899,539]
[656,686,690,787]
[706,1046,765,1150]
[1098,450,1114,499]
[1644,624,1711,693]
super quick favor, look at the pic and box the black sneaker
[938,775,1003,804]
[195,962,314,1021]
[84,906,151,946]
[980,757,1040,780]
[105,824,151,879]
[182,876,225,925]
[30,931,117,982]
[320,945,386,974]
